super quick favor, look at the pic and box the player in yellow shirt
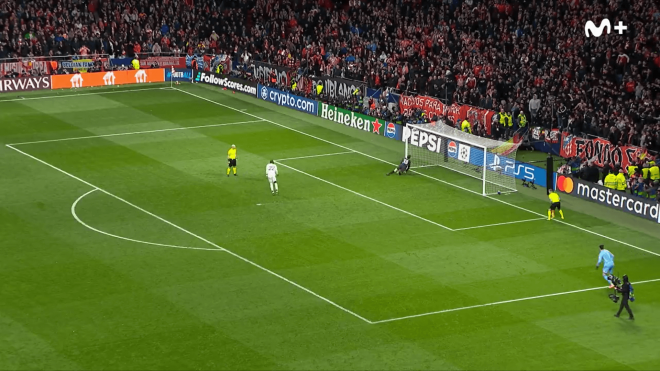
[227,144,237,176]
[548,190,564,220]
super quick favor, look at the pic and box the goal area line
[275,156,542,233]
[404,123,521,196]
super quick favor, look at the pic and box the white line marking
[8,120,265,146]
[452,217,546,231]
[7,144,227,252]
[276,151,355,162]
[371,277,660,324]
[0,87,168,103]
[276,161,454,231]
[6,144,370,324]
[14,86,654,323]
[174,87,484,195]
[172,88,660,259]
[72,189,221,252]
[483,195,660,258]
[493,190,517,195]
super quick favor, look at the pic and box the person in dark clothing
[614,275,634,320]
[581,162,600,183]
[601,162,613,183]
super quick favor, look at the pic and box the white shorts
[268,175,277,183]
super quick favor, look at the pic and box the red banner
[399,94,445,118]
[399,94,495,134]
[1,61,50,76]
[139,56,185,68]
[559,132,654,168]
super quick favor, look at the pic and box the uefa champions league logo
[460,147,469,160]
[260,87,268,100]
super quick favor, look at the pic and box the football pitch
[1,83,659,370]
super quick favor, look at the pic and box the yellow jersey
[642,168,649,179]
[461,120,472,133]
[548,192,560,203]
[227,147,237,159]
[604,173,617,189]
[650,166,660,180]
[616,173,627,190]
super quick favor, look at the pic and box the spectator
[529,94,541,126]
[0,0,658,156]
[152,42,161,56]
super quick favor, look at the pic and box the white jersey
[266,163,278,182]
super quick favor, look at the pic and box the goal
[403,122,522,196]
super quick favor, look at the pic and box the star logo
[372,119,382,134]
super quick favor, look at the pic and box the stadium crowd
[1,0,659,152]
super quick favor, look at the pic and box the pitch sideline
[0,86,167,103]
[7,119,265,146]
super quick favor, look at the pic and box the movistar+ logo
[585,19,627,38]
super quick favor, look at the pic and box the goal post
[402,123,521,196]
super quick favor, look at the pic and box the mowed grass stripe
[18,87,656,316]
[9,100,494,321]
[2,85,660,370]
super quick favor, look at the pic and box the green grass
[1,83,659,370]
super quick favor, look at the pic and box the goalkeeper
[386,155,411,176]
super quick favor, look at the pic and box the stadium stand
[0,0,658,152]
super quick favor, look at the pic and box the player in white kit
[266,160,279,195]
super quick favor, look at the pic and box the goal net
[403,122,522,196]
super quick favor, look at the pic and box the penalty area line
[275,151,355,162]
[484,195,660,258]
[453,217,547,231]
[276,161,454,232]
[6,144,227,252]
[371,277,660,324]
[173,87,660,259]
[72,189,221,252]
[6,144,371,324]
